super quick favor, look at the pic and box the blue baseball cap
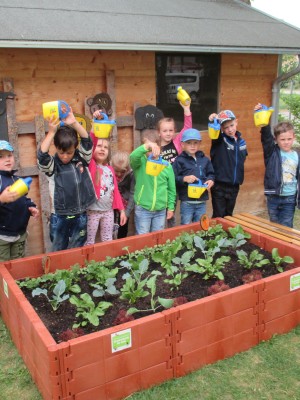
[217,110,236,125]
[0,141,14,152]
[181,128,202,142]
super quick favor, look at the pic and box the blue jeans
[266,194,296,228]
[50,213,88,251]
[180,201,206,225]
[134,205,166,234]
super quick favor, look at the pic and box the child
[159,101,192,164]
[255,103,299,227]
[0,140,39,261]
[130,130,176,234]
[172,129,215,225]
[85,123,126,244]
[37,109,96,251]
[158,101,192,227]
[208,110,248,218]
[110,151,135,239]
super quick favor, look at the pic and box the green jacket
[130,145,176,212]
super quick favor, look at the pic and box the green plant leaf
[158,297,174,309]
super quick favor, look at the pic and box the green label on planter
[111,328,132,353]
[290,273,300,291]
[3,278,8,298]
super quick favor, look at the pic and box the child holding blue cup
[172,128,215,225]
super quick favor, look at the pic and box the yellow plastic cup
[254,105,274,128]
[176,86,191,106]
[42,100,70,121]
[208,118,221,139]
[9,177,32,198]
[188,182,207,199]
[146,156,168,176]
[93,113,116,138]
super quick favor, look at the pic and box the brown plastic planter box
[1,218,300,400]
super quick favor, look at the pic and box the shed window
[156,53,220,131]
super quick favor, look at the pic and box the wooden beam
[3,78,19,169]
[34,115,52,253]
[133,102,142,148]
[225,215,300,246]
[116,115,133,127]
[106,70,117,151]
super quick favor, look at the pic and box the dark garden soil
[19,239,297,344]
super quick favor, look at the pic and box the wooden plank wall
[0,49,278,256]
[0,49,156,255]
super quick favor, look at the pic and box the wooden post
[34,115,52,253]
[133,102,142,148]
[3,78,19,170]
[106,70,118,151]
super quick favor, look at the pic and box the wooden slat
[34,115,52,253]
[106,70,117,151]
[116,115,133,127]
[225,215,300,246]
[18,166,39,176]
[237,213,300,240]
[133,102,142,148]
[3,78,19,169]
[18,120,49,134]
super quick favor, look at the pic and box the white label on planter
[3,278,8,298]
[290,273,300,291]
[111,328,132,353]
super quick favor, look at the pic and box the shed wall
[0,49,278,256]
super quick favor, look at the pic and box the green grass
[0,318,42,400]
[1,209,300,399]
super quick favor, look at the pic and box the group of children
[0,100,297,262]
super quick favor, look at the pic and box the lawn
[1,210,300,400]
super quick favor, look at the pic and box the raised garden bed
[1,217,300,400]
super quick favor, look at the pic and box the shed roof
[1,0,300,54]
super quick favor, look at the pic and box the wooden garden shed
[1,0,300,256]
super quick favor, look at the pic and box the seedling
[236,249,269,270]
[127,274,173,315]
[271,248,294,272]
[32,279,70,311]
[70,293,112,328]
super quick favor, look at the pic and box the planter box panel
[103,349,141,382]
[263,292,300,321]
[232,329,259,353]
[177,309,257,355]
[156,222,201,243]
[205,336,237,364]
[67,362,107,393]
[1,255,46,280]
[130,311,174,348]
[261,311,300,341]
[261,267,300,301]
[139,340,172,370]
[105,373,141,400]
[87,233,158,262]
[176,284,259,333]
[3,247,87,280]
[59,311,173,396]
[61,333,105,371]
[69,363,174,400]
[140,363,174,389]
[259,268,300,341]
[176,347,207,376]
[232,308,258,333]
[74,386,107,400]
